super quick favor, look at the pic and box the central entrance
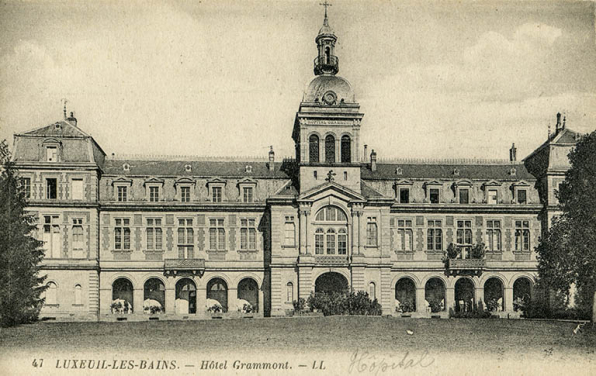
[315,272,349,294]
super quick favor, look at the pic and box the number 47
[32,359,44,368]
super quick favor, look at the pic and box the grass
[1,316,594,357]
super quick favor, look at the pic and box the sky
[0,0,595,161]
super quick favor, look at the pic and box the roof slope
[104,159,290,178]
[18,120,91,138]
[361,163,534,180]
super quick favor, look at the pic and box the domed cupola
[314,2,339,76]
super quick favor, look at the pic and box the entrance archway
[315,272,349,294]
[455,278,475,313]
[395,278,416,313]
[424,278,446,312]
[144,278,165,314]
[175,278,197,314]
[112,278,133,314]
[238,278,259,312]
[484,278,504,312]
[207,278,228,312]
[513,277,532,312]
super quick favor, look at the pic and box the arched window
[369,282,376,300]
[46,282,57,305]
[74,284,82,305]
[314,206,348,256]
[309,135,319,163]
[286,282,294,302]
[325,46,330,64]
[326,229,336,254]
[315,228,325,254]
[325,135,335,163]
[341,135,351,163]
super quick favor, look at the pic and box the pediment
[298,182,366,203]
[143,177,164,186]
[175,177,195,185]
[483,180,501,188]
[206,177,227,185]
[455,179,473,186]
[112,177,133,186]
[424,180,442,187]
[511,180,531,187]
[394,179,413,186]
[237,177,257,185]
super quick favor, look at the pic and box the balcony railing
[164,258,205,276]
[315,255,349,265]
[447,258,485,276]
[314,55,339,75]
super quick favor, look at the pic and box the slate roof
[361,163,534,180]
[104,159,291,178]
[524,127,580,162]
[360,181,384,198]
[18,120,91,138]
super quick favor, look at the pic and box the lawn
[1,316,594,356]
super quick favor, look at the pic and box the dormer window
[123,164,130,171]
[175,178,195,203]
[517,189,527,204]
[512,181,530,205]
[184,164,192,173]
[459,188,469,204]
[430,189,440,204]
[395,167,403,175]
[453,168,460,176]
[509,167,517,176]
[207,179,226,203]
[245,165,253,173]
[149,186,160,202]
[144,178,164,202]
[46,146,58,162]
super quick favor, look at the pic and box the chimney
[268,146,275,172]
[555,112,561,132]
[363,144,368,163]
[562,116,566,129]
[370,149,377,172]
[509,143,517,162]
[67,111,77,127]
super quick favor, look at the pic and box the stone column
[299,210,306,255]
[165,287,175,315]
[416,287,426,315]
[351,209,358,257]
[133,288,144,315]
[358,212,364,255]
[476,287,485,307]
[196,285,207,315]
[445,287,455,312]
[99,287,112,315]
[228,287,238,314]
[504,287,514,312]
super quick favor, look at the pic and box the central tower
[292,4,364,193]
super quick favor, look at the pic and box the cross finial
[325,170,336,182]
[320,1,331,25]
[61,98,68,119]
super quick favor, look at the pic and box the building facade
[11,12,581,321]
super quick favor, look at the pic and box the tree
[536,130,596,322]
[0,140,47,327]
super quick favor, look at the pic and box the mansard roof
[361,162,534,181]
[104,159,290,178]
[524,127,581,162]
[18,120,92,138]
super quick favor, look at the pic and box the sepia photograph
[0,0,595,375]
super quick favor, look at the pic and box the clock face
[322,91,337,105]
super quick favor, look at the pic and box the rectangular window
[459,189,469,204]
[243,187,254,203]
[72,218,84,258]
[46,178,57,199]
[117,186,128,202]
[114,218,131,250]
[209,218,225,250]
[284,216,296,247]
[212,187,222,203]
[338,229,347,255]
[486,220,502,251]
[240,218,257,250]
[146,218,163,250]
[427,220,443,251]
[487,189,498,205]
[517,189,527,204]
[71,179,83,200]
[429,188,440,204]
[180,187,191,203]
[515,220,530,251]
[46,146,57,162]
[395,219,413,251]
[21,177,31,198]
[366,217,378,246]
[326,230,336,254]
[456,220,473,258]
[149,186,159,202]
[43,215,61,258]
[399,188,410,204]
[177,218,194,259]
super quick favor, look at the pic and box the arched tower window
[309,135,320,163]
[325,46,330,64]
[325,135,335,163]
[341,135,351,163]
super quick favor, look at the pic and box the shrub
[307,291,382,316]
[293,298,306,313]
[470,243,486,259]
[397,300,415,313]
[445,243,459,260]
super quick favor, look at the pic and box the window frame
[114,218,131,250]
[209,218,226,250]
[426,220,443,251]
[177,218,194,259]
[366,216,378,247]
[240,218,257,250]
[46,178,58,199]
[71,178,84,200]
[486,220,502,252]
[71,218,85,258]
[146,218,163,250]
[283,216,296,247]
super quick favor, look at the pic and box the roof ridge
[108,154,273,162]
[376,157,518,165]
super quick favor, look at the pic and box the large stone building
[11,11,582,321]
